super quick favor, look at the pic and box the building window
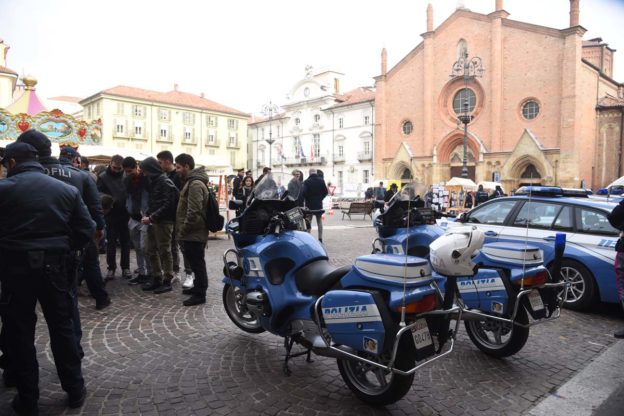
[402,121,413,135]
[116,103,124,115]
[95,102,100,116]
[363,170,370,184]
[229,133,237,147]
[313,134,320,157]
[134,122,143,137]
[207,116,217,127]
[160,124,169,139]
[453,89,476,114]
[314,114,320,122]
[115,121,125,135]
[295,118,300,126]
[159,109,169,121]
[86,106,92,119]
[183,112,195,125]
[293,136,301,156]
[184,127,193,142]
[227,119,238,129]
[133,105,144,118]
[338,145,344,157]
[364,142,370,154]
[364,115,370,125]
[338,117,344,128]
[522,100,540,120]
[261,128,265,139]
[207,132,216,144]
[338,171,343,188]
[276,125,280,137]
[230,151,236,167]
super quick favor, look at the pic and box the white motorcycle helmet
[429,226,485,276]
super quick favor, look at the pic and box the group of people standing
[0,131,213,415]
[231,166,329,242]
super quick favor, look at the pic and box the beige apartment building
[375,0,623,190]
[80,85,249,174]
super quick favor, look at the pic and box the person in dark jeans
[302,168,328,242]
[0,141,94,414]
[174,154,209,306]
[97,155,131,280]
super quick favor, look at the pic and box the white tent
[445,177,478,190]
[478,181,504,192]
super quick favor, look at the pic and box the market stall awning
[446,177,477,190]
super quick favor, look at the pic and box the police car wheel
[222,284,265,334]
[464,307,529,358]
[337,332,416,405]
[559,260,596,311]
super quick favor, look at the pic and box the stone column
[423,5,434,157]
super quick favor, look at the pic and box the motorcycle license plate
[411,319,433,350]
[528,290,544,311]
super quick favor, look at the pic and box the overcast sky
[1,0,623,115]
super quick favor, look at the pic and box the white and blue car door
[463,199,519,243]
[566,207,619,303]
[497,201,572,262]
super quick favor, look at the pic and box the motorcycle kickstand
[282,336,313,376]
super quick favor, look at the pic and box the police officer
[0,141,94,415]
[607,198,624,338]
[17,130,110,310]
[474,184,489,207]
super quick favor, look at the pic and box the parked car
[450,186,619,310]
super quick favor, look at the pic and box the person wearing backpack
[139,157,179,294]
[173,154,210,306]
[607,198,624,338]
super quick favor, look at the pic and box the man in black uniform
[18,131,110,310]
[474,184,489,207]
[0,141,94,415]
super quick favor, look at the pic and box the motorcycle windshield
[254,174,279,200]
[286,177,301,201]
[388,183,427,205]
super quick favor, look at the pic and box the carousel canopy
[6,75,47,115]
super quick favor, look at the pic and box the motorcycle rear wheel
[337,333,416,405]
[222,284,265,334]
[464,306,529,358]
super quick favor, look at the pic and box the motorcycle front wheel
[337,332,416,405]
[222,284,265,334]
[464,306,529,358]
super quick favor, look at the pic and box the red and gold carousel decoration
[0,76,102,150]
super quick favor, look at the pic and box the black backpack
[206,189,225,233]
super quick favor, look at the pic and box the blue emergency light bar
[514,186,591,198]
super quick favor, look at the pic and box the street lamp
[450,49,484,178]
[261,101,279,169]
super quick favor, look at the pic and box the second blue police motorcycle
[373,184,568,357]
[221,176,471,405]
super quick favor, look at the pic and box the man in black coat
[0,142,94,415]
[608,199,624,338]
[302,168,328,242]
[18,131,110,311]
[97,155,131,280]
[474,184,489,206]
[139,157,179,294]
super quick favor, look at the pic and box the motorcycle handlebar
[301,208,325,215]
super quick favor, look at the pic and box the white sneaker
[182,273,194,289]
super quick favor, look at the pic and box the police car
[450,186,620,310]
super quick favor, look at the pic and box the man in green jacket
[174,154,210,306]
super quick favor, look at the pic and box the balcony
[205,138,221,147]
[284,156,327,166]
[334,155,345,163]
[357,152,372,161]
[226,141,240,149]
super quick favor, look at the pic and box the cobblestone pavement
[1,214,623,415]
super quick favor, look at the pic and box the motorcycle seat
[295,260,351,297]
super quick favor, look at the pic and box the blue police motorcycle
[222,176,464,405]
[372,184,568,358]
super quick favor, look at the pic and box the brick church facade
[374,0,623,191]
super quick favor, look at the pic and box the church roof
[83,85,249,117]
[328,87,375,109]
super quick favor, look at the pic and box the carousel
[0,75,104,161]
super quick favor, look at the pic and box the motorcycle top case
[321,290,389,355]
[352,254,433,287]
[474,242,543,270]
